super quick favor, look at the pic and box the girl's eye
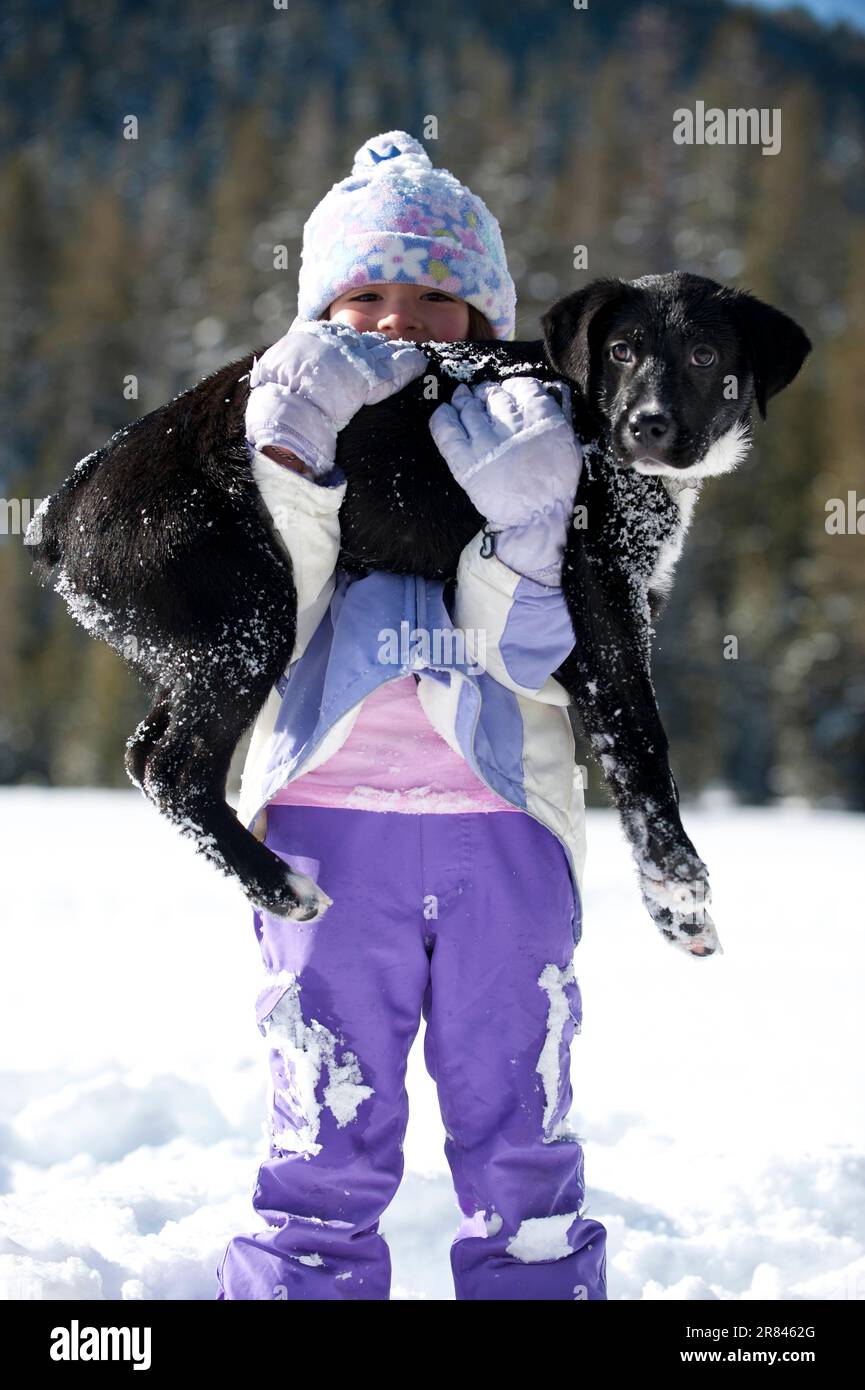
[691,345,716,367]
[610,342,634,364]
[347,292,453,305]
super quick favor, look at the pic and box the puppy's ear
[727,290,812,419]
[541,279,629,394]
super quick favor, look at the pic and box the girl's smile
[326,282,470,343]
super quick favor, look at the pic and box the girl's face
[326,282,470,343]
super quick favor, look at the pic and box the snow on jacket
[235,450,588,902]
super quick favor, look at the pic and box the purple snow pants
[216,803,608,1301]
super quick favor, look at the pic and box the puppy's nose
[629,411,672,445]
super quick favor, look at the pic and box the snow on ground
[0,788,863,1301]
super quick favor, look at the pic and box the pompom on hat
[295,130,517,341]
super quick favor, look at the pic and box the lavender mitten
[429,378,582,585]
[245,318,429,477]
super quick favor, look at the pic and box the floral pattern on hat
[296,130,517,340]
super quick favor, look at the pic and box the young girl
[216,131,608,1301]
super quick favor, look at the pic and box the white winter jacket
[235,450,588,902]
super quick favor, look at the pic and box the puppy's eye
[610,342,634,364]
[691,345,716,367]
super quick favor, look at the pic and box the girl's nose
[377,309,423,337]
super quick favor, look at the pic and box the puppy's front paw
[649,903,723,958]
[640,871,711,916]
[639,846,711,916]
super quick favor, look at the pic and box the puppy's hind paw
[282,868,333,922]
[252,868,333,922]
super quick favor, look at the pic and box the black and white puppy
[539,272,811,944]
[25,273,810,949]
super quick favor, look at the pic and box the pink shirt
[268,673,520,814]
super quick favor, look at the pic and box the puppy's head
[541,271,811,477]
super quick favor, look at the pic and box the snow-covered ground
[0,788,862,1301]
